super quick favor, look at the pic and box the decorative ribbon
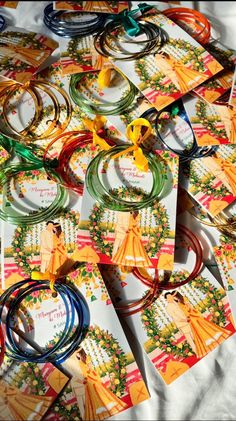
[110,3,154,36]
[97,68,112,89]
[0,135,44,166]
[112,118,152,172]
[31,271,57,292]
[82,115,111,150]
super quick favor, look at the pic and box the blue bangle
[0,279,90,364]
[140,104,216,162]
[44,3,107,38]
[0,15,5,32]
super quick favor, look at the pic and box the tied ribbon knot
[82,115,111,150]
[113,118,152,172]
[31,271,57,293]
[110,3,154,36]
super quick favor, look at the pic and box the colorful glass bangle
[163,7,211,45]
[69,72,138,115]
[94,19,168,61]
[0,15,5,32]
[140,106,215,162]
[0,279,90,364]
[132,224,203,292]
[0,81,44,139]
[44,130,109,194]
[86,145,165,211]
[0,80,72,141]
[44,3,106,38]
[0,163,67,225]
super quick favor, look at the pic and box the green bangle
[69,72,137,116]
[85,145,165,211]
[0,163,67,225]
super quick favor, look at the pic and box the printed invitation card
[54,1,129,13]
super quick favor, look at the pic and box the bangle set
[69,71,138,115]
[86,144,165,211]
[115,225,203,317]
[0,162,67,225]
[163,7,211,45]
[0,79,72,141]
[94,19,168,61]
[0,279,90,363]
[44,3,107,38]
[140,106,215,162]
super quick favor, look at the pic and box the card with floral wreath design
[107,9,223,111]
[76,150,179,269]
[54,1,129,13]
[101,254,236,385]
[0,27,58,83]
[229,65,236,108]
[60,34,112,75]
[0,355,69,421]
[2,261,150,420]
[180,145,236,217]
[0,1,18,8]
[192,41,236,104]
[183,95,236,145]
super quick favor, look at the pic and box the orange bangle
[163,7,211,45]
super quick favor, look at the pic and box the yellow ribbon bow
[97,68,112,89]
[113,118,152,172]
[82,115,111,150]
[31,271,57,293]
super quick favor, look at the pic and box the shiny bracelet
[44,3,106,38]
[163,7,211,45]
[140,106,215,162]
[94,19,168,60]
[86,145,165,211]
[69,71,138,115]
[190,205,236,240]
[0,15,5,32]
[1,80,72,141]
[43,130,109,195]
[132,224,203,292]
[0,279,90,363]
[0,80,44,140]
[0,163,67,225]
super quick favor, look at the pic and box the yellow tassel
[97,68,112,89]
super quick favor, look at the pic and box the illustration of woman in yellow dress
[217,104,236,143]
[166,291,230,358]
[112,211,152,267]
[203,153,236,196]
[47,223,68,275]
[154,51,208,93]
[74,348,127,420]
[0,42,48,67]
[0,380,53,420]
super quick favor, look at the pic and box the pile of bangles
[0,1,235,371]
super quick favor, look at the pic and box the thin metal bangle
[85,145,165,211]
[69,71,138,115]
[0,163,67,225]
[132,224,203,291]
[94,20,168,60]
[1,80,72,141]
[44,3,107,38]
[140,107,215,162]
[190,207,236,239]
[0,81,44,139]
[0,279,90,363]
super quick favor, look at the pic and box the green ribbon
[110,2,154,36]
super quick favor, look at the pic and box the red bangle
[132,224,203,291]
[0,324,5,367]
[43,130,115,195]
[115,225,203,317]
[163,7,211,45]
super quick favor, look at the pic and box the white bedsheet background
[1,2,236,420]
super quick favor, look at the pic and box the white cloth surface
[1,1,236,420]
